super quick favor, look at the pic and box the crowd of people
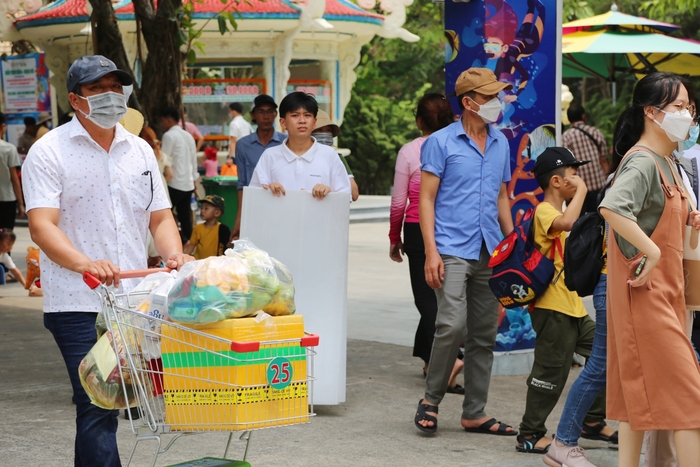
[0,54,359,466]
[390,67,700,467]
[3,52,700,467]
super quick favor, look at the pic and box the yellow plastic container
[161,315,310,431]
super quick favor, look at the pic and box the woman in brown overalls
[600,72,700,467]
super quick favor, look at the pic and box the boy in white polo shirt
[249,92,351,199]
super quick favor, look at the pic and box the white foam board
[240,187,350,404]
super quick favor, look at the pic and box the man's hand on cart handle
[165,253,195,271]
[78,260,121,287]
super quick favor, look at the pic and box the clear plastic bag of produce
[78,328,137,410]
[167,239,296,324]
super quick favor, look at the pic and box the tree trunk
[133,0,184,130]
[88,0,142,111]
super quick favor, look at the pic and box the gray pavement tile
[0,222,630,466]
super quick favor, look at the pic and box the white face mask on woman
[654,107,694,143]
[77,92,127,129]
[468,96,501,124]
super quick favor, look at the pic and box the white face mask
[78,92,127,129]
[313,133,334,146]
[655,107,694,143]
[469,96,501,123]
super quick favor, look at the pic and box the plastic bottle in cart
[190,193,198,211]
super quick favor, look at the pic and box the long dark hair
[416,93,455,133]
[612,72,695,164]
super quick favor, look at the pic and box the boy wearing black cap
[515,147,605,456]
[184,195,231,259]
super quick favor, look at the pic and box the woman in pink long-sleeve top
[389,93,461,388]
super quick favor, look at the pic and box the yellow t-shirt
[189,222,221,260]
[533,202,587,318]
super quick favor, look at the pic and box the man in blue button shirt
[230,94,285,241]
[414,68,516,435]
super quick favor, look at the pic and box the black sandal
[463,417,517,436]
[414,399,438,434]
[516,432,551,453]
[582,421,619,444]
[446,384,465,395]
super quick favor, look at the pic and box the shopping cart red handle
[83,268,173,289]
[229,334,320,353]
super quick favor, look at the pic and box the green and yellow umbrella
[562,6,700,102]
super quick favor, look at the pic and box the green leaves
[562,0,594,21]
[340,0,444,194]
[180,0,240,69]
[217,14,227,34]
[640,0,700,18]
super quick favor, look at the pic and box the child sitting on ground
[516,147,606,455]
[203,146,220,177]
[0,228,26,287]
[221,156,237,177]
[184,195,231,259]
[249,92,350,199]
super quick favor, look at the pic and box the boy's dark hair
[0,112,6,126]
[279,92,318,118]
[567,104,586,124]
[229,102,243,114]
[0,228,16,243]
[24,117,37,126]
[535,166,567,191]
[160,106,180,122]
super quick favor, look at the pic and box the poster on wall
[182,79,265,137]
[445,0,561,352]
[182,79,265,103]
[1,53,51,112]
[286,81,331,104]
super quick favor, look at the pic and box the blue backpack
[488,206,561,309]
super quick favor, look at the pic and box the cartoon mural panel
[445,0,560,352]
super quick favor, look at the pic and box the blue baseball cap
[66,55,133,94]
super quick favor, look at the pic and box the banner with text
[1,53,51,112]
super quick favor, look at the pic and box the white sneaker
[543,438,597,467]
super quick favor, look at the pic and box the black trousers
[0,200,18,230]
[168,187,194,243]
[403,222,438,365]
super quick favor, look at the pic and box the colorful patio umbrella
[562,29,700,79]
[563,6,679,34]
[562,6,700,102]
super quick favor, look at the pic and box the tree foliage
[89,0,240,127]
[340,0,445,195]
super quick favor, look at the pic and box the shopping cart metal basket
[83,270,318,467]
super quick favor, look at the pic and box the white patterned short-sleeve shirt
[22,118,171,313]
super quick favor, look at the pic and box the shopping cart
[83,269,318,467]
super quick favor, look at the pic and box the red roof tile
[16,0,382,26]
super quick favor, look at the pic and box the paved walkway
[0,223,632,466]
